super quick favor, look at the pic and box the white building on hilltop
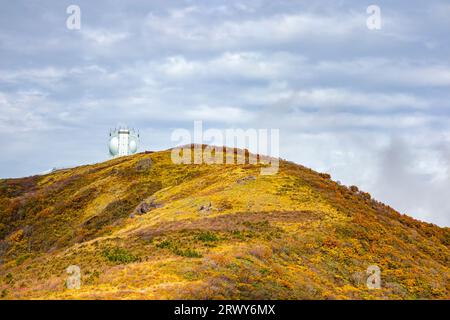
[109,127,139,157]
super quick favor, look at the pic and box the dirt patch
[133,210,321,240]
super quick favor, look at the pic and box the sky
[0,0,449,226]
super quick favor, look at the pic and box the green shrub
[4,273,13,284]
[102,247,139,264]
[173,248,203,258]
[156,239,202,258]
[84,270,101,285]
[156,240,171,249]
[15,254,30,266]
[196,231,219,243]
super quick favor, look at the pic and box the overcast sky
[1,0,449,226]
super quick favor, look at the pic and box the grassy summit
[0,146,448,299]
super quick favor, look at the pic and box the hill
[0,146,448,299]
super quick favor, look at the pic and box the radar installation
[108,127,140,157]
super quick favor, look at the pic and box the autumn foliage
[0,147,448,299]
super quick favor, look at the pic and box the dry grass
[0,148,448,299]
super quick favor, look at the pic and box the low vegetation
[0,147,448,299]
[102,247,140,264]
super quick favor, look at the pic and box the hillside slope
[0,146,448,299]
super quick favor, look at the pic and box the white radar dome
[129,138,138,154]
[109,137,119,156]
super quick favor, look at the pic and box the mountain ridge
[0,146,448,299]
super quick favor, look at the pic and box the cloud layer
[0,0,449,226]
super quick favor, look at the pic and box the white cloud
[144,11,366,50]
[240,86,431,112]
[372,137,450,226]
[316,58,450,87]
[0,91,52,132]
[82,28,130,46]
[0,67,68,85]
[155,53,450,89]
[288,88,429,110]
[185,105,254,123]
[1,0,449,227]
[158,52,302,80]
